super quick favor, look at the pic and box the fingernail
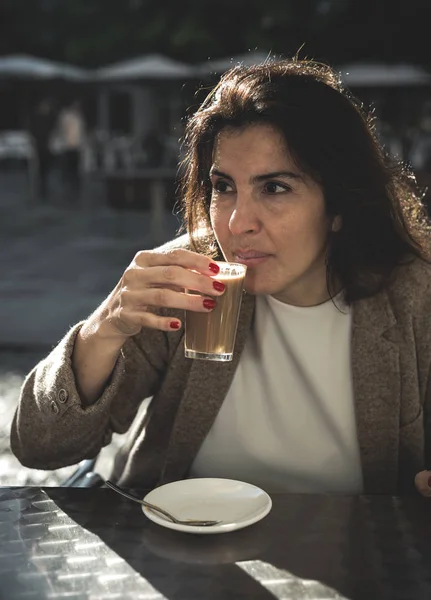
[213,280,225,292]
[209,263,220,274]
[428,475,431,488]
[203,298,217,310]
[170,321,180,330]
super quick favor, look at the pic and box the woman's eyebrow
[253,171,303,183]
[209,168,233,180]
[209,168,303,183]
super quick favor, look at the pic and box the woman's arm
[72,248,223,405]
[10,322,167,470]
[10,245,222,471]
[412,266,431,497]
[71,302,131,407]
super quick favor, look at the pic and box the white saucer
[142,478,272,534]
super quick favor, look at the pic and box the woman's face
[209,124,339,306]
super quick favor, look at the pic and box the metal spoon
[105,480,220,527]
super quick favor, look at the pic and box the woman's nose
[228,197,260,236]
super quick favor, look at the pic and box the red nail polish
[428,475,431,488]
[213,280,225,292]
[209,263,220,274]
[203,298,217,310]
[170,321,180,329]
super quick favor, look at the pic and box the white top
[190,294,363,494]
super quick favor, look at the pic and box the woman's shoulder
[387,257,431,310]
[392,256,431,287]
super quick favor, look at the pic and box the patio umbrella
[0,54,91,81]
[197,51,273,76]
[338,62,431,87]
[95,54,194,81]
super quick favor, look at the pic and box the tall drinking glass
[184,262,247,362]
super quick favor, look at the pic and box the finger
[135,248,221,276]
[119,309,183,332]
[123,288,218,313]
[414,470,431,497]
[132,265,225,297]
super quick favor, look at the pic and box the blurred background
[1,0,430,486]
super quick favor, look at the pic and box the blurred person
[57,99,85,202]
[10,58,431,499]
[27,98,57,200]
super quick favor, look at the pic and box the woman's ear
[331,215,342,232]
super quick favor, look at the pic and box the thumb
[414,470,431,497]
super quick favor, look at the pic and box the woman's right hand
[92,248,225,341]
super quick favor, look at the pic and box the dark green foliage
[0,0,430,67]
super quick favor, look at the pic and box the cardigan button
[58,389,68,404]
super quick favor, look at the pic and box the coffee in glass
[185,262,247,361]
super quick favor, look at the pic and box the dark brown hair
[179,58,430,302]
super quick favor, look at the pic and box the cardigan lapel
[351,290,401,493]
[160,292,255,484]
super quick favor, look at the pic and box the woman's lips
[233,252,271,267]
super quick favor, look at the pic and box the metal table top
[1,486,431,600]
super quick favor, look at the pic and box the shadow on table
[45,489,431,600]
[47,488,275,599]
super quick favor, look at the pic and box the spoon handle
[105,480,176,523]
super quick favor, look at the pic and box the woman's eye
[264,182,291,194]
[212,180,233,193]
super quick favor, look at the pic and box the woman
[11,59,431,496]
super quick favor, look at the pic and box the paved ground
[0,167,180,486]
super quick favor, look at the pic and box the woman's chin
[243,279,273,297]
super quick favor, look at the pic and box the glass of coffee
[184,262,247,362]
